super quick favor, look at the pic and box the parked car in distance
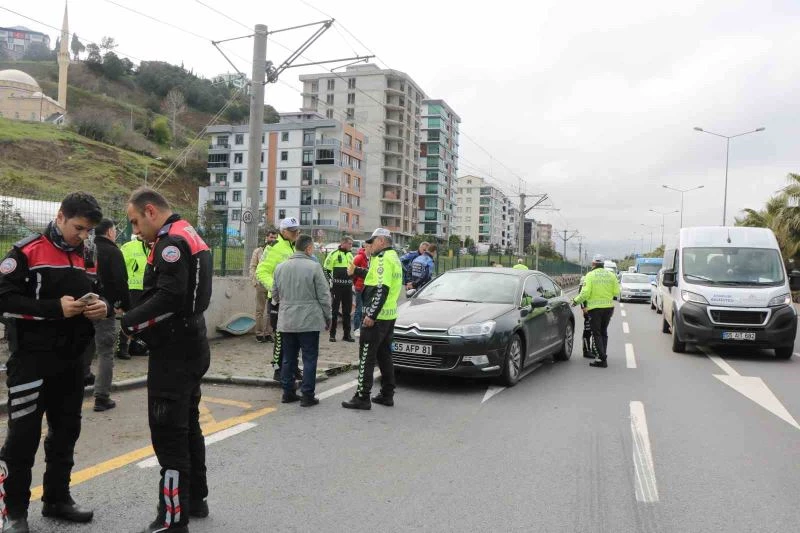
[393,268,575,386]
[619,273,652,303]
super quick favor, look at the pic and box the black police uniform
[121,215,212,531]
[325,248,354,341]
[0,226,104,521]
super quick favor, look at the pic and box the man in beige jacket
[250,229,277,342]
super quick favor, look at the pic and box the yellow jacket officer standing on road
[572,255,620,368]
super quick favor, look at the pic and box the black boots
[1,517,29,532]
[282,391,300,403]
[93,397,117,412]
[372,392,394,407]
[342,394,371,410]
[590,359,608,368]
[300,395,319,407]
[41,496,94,523]
[190,499,209,518]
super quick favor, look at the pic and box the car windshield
[621,274,650,284]
[637,263,661,274]
[682,247,785,286]
[416,271,519,304]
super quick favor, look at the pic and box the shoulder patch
[0,257,17,274]
[161,245,181,263]
[13,233,41,250]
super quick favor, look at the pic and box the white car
[619,273,652,303]
[650,268,665,313]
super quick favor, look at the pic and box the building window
[302,150,313,166]
[303,131,315,146]
[354,177,360,190]
[233,171,242,183]
[281,151,288,161]
[231,209,241,221]
[302,168,313,183]
[310,81,318,93]
[310,95,318,110]
[281,132,289,142]
[280,170,288,181]
[355,139,362,151]
[348,78,355,89]
[216,135,229,146]
[232,190,241,202]
[260,171,264,182]
[344,133,352,147]
[326,109,334,119]
[279,190,287,200]
[235,134,244,145]
[259,190,264,200]
[346,108,354,120]
[326,94,334,105]
[279,209,286,219]
[327,79,335,91]
[347,93,355,105]
[261,152,264,163]
[261,133,265,145]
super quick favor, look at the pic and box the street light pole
[649,209,679,247]
[694,126,765,226]
[662,184,704,228]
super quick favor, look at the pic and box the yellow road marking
[198,401,215,425]
[30,406,276,500]
[201,396,253,409]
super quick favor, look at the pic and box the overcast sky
[9,0,800,259]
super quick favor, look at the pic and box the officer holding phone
[0,192,106,532]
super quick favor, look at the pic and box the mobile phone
[78,292,99,304]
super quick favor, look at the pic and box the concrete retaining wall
[206,276,254,339]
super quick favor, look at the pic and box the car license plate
[393,341,432,355]
[722,331,756,341]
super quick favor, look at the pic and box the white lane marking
[630,401,659,503]
[621,310,627,317]
[482,386,506,404]
[623,322,630,334]
[625,343,637,369]
[703,348,800,430]
[137,422,258,468]
[794,352,800,358]
[318,379,358,400]
[620,303,625,308]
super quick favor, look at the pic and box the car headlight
[447,320,496,337]
[768,293,792,307]
[681,290,708,304]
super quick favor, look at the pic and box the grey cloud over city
[16,0,800,260]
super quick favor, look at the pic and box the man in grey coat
[272,234,332,407]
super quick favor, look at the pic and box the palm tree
[736,193,799,260]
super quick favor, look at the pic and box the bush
[69,108,116,142]
[151,117,171,145]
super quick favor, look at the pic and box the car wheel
[500,334,523,387]
[671,315,686,353]
[656,300,663,314]
[650,297,656,310]
[662,316,670,334]
[775,346,794,359]
[554,321,574,361]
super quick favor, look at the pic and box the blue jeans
[353,290,364,331]
[280,331,320,396]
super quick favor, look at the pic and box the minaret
[57,2,69,110]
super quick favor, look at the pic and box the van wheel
[661,317,670,334]
[775,346,794,360]
[671,317,686,353]
[650,300,656,310]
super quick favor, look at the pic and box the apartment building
[453,175,513,248]
[199,112,365,242]
[537,223,553,246]
[299,63,427,243]
[418,99,460,239]
[0,26,50,60]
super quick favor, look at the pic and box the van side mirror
[662,270,677,288]
[789,271,800,292]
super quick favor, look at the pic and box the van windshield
[637,263,661,274]
[682,247,785,286]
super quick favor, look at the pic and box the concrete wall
[205,276,255,338]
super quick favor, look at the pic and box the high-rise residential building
[418,99,460,239]
[537,223,553,246]
[505,202,519,252]
[199,112,365,242]
[299,63,427,243]
[453,175,510,247]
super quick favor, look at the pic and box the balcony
[300,199,312,206]
[208,144,230,151]
[313,178,340,188]
[207,162,229,169]
[210,200,228,210]
[384,83,405,95]
[316,138,342,148]
[208,181,229,192]
[302,219,338,228]
[313,199,340,208]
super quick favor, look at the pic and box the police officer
[323,235,355,343]
[256,218,300,382]
[407,243,436,290]
[117,235,150,358]
[572,255,620,368]
[120,188,212,532]
[0,192,106,533]
[342,228,403,410]
[512,258,529,270]
[578,275,593,358]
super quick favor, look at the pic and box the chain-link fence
[434,249,583,277]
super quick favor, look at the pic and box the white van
[603,260,618,275]
[660,227,800,358]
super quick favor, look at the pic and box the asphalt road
[11,299,800,532]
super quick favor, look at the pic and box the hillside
[0,118,198,217]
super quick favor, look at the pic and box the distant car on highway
[619,273,652,303]
[393,268,575,386]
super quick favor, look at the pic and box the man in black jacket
[90,219,130,412]
[0,192,106,533]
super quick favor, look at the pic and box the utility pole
[577,236,583,271]
[556,229,578,262]
[243,24,268,272]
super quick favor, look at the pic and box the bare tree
[161,88,187,139]
[99,36,118,53]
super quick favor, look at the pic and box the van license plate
[722,331,756,341]
[393,342,432,355]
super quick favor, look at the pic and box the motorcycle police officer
[120,188,212,532]
[323,236,355,343]
[0,192,106,533]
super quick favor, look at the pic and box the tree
[99,36,118,53]
[161,88,187,138]
[408,234,437,252]
[85,43,103,73]
[448,234,461,249]
[0,200,26,238]
[151,116,171,145]
[264,104,280,124]
[198,202,224,248]
[22,42,55,61]
[464,236,475,249]
[71,33,85,60]
[102,52,125,80]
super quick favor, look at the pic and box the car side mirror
[406,289,417,298]
[789,271,800,292]
[662,270,677,288]
[532,296,549,309]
